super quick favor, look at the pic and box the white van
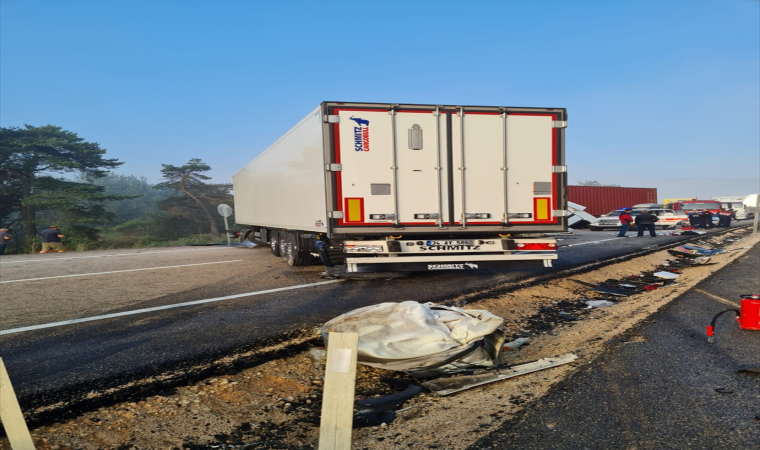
[589,208,688,231]
[713,200,754,220]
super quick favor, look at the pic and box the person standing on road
[717,209,733,227]
[688,210,701,228]
[39,225,65,253]
[0,227,11,255]
[635,210,659,237]
[617,208,633,237]
[700,209,714,229]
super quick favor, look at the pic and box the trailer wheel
[278,231,289,259]
[283,231,311,266]
[269,230,281,257]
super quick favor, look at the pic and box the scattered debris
[670,245,724,257]
[356,379,423,412]
[570,279,598,289]
[502,337,531,351]
[567,201,597,229]
[736,366,760,375]
[321,301,506,377]
[585,300,615,308]
[354,378,423,427]
[660,256,714,268]
[593,282,636,297]
[421,354,578,396]
[653,271,680,279]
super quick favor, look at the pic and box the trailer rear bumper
[345,253,557,273]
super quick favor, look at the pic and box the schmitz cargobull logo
[350,116,370,152]
[427,263,479,270]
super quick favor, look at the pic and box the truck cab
[716,200,755,220]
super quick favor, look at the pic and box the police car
[589,208,688,231]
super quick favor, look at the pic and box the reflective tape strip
[534,198,551,221]
[344,198,364,223]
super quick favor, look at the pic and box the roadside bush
[13,213,228,253]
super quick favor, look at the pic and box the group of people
[616,208,660,238]
[614,207,735,239]
[0,225,65,255]
[688,209,734,229]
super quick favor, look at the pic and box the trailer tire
[269,230,281,257]
[278,231,289,259]
[283,231,312,266]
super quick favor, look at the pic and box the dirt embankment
[4,229,756,450]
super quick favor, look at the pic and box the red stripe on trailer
[332,121,346,225]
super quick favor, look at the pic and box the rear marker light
[516,243,557,250]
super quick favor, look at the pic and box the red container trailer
[567,186,658,217]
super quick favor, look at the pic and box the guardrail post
[0,357,36,449]
[318,332,359,450]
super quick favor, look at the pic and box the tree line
[0,125,234,253]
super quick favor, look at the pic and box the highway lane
[0,225,749,424]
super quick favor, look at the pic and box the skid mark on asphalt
[0,280,344,335]
[0,246,242,264]
[0,260,244,283]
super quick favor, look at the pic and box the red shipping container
[568,186,658,217]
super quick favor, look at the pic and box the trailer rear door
[328,104,564,230]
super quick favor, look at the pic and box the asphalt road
[0,223,753,424]
[470,242,760,450]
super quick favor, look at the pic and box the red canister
[738,295,760,330]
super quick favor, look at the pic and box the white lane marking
[562,238,623,247]
[693,288,740,307]
[0,280,344,335]
[0,260,243,283]
[0,247,243,264]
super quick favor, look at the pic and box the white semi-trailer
[233,101,568,275]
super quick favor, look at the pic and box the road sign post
[217,204,234,246]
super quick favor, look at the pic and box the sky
[1,0,759,202]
